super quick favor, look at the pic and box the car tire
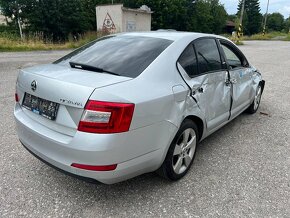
[157,119,199,181]
[247,84,262,114]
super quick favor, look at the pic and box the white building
[0,14,7,25]
[96,4,152,33]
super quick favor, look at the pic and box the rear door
[177,38,231,134]
[219,40,253,118]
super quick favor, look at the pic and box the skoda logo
[31,80,37,92]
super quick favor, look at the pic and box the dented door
[194,72,231,132]
[229,67,253,117]
[219,40,254,118]
[177,38,231,133]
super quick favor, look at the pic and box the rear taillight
[15,93,19,102]
[78,100,135,134]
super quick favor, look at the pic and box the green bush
[0,25,20,40]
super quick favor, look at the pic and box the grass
[223,31,290,46]
[242,32,290,41]
[283,34,290,41]
[0,31,106,52]
[227,31,290,43]
[235,41,244,45]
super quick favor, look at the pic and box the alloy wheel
[172,128,197,174]
[254,86,262,111]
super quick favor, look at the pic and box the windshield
[54,35,173,78]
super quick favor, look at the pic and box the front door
[178,38,231,134]
[219,40,253,118]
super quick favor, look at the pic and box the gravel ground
[0,41,289,217]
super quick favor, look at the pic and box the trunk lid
[16,64,132,136]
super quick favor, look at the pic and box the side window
[221,44,243,69]
[178,44,199,77]
[194,38,222,74]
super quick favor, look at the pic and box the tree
[267,12,285,32]
[124,0,188,30]
[30,0,92,41]
[286,16,290,32]
[0,0,29,33]
[186,0,227,34]
[237,0,263,35]
[0,0,229,41]
[210,0,227,34]
[0,0,93,42]
[188,1,209,32]
[124,0,227,33]
[227,14,237,22]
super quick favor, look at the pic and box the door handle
[230,78,237,84]
[191,87,204,95]
[198,87,204,93]
[225,79,231,86]
[225,78,237,85]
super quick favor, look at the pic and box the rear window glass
[54,35,173,78]
[178,44,199,77]
[194,38,222,74]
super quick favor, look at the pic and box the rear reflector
[15,93,19,102]
[71,163,117,171]
[78,100,135,134]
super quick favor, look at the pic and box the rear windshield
[54,35,173,78]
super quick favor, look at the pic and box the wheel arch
[259,80,265,94]
[183,115,204,141]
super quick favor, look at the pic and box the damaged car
[14,32,265,184]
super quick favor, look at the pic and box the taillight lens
[15,93,19,102]
[78,100,135,134]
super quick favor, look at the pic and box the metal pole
[17,16,23,40]
[237,0,246,42]
[263,0,270,35]
[15,4,23,40]
[239,0,245,27]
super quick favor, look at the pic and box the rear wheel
[157,119,198,181]
[247,84,262,114]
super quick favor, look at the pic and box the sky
[219,0,290,18]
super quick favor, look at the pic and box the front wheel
[247,84,262,114]
[157,119,199,181]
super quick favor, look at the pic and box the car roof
[119,31,226,42]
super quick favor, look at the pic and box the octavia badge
[31,80,37,92]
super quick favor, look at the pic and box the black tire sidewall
[163,119,199,180]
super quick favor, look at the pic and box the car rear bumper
[14,104,177,184]
[20,141,99,183]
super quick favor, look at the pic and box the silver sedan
[14,31,265,184]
